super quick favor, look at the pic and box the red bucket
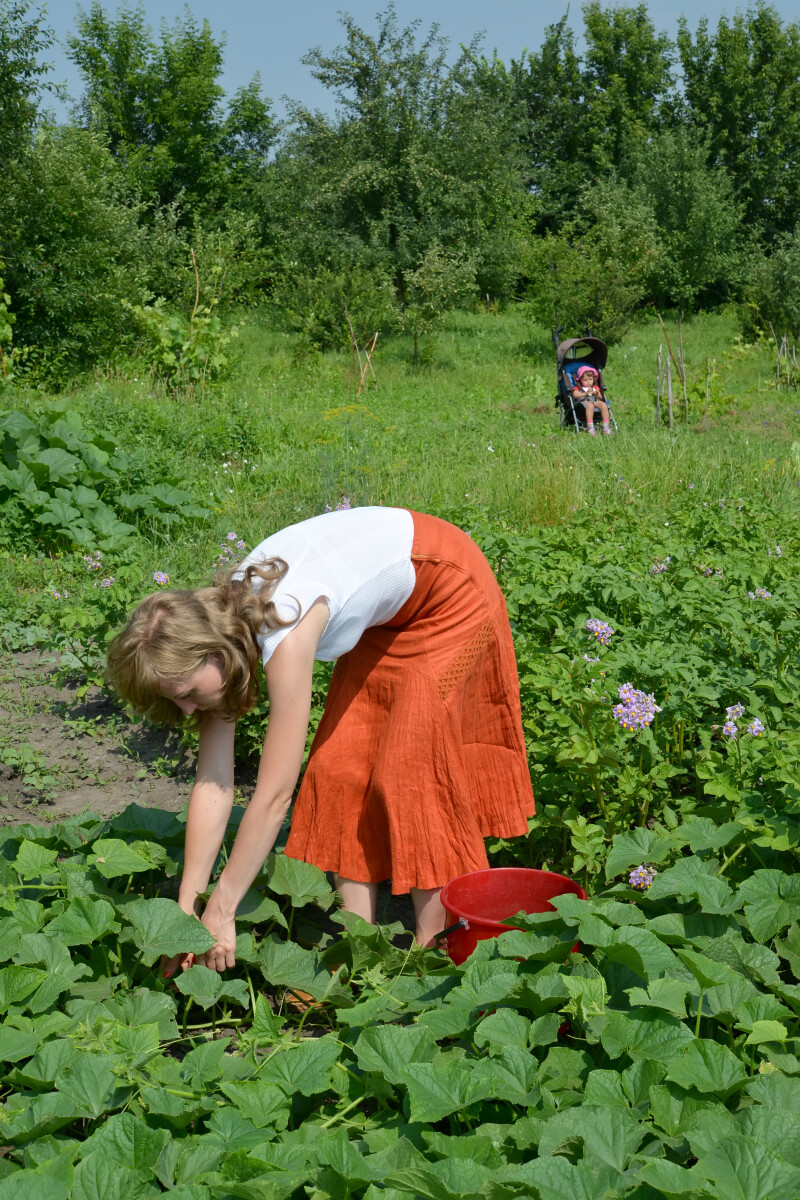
[439,867,587,964]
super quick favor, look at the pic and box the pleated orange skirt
[284,511,535,893]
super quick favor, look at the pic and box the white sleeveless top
[234,507,416,666]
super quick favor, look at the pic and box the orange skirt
[283,511,535,893]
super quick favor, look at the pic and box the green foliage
[0,260,14,387]
[0,805,800,1198]
[0,399,208,557]
[678,2,800,239]
[67,1,276,218]
[524,179,661,339]
[478,490,800,885]
[124,295,240,390]
[0,0,56,162]
[0,126,150,371]
[267,7,525,353]
[747,224,800,342]
[629,127,748,311]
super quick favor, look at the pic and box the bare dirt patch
[0,649,200,825]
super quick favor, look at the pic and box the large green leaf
[174,964,249,1010]
[121,899,215,966]
[218,1080,290,1129]
[399,1058,491,1123]
[55,1053,120,1118]
[45,898,119,946]
[257,935,351,1005]
[536,1104,644,1171]
[258,1037,341,1095]
[88,839,154,878]
[355,1024,437,1084]
[264,854,334,908]
[694,1135,800,1200]
[738,871,800,943]
[600,1007,694,1063]
[665,1039,748,1097]
[71,1153,159,1200]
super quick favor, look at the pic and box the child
[106,507,534,974]
[572,365,612,435]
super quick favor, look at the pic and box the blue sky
[43,0,797,122]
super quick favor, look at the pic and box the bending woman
[106,507,534,972]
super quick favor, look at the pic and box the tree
[266,5,526,350]
[627,128,747,311]
[747,225,800,341]
[0,0,57,161]
[582,2,675,171]
[468,17,587,235]
[678,3,800,238]
[524,180,662,340]
[470,5,675,236]
[1,126,151,368]
[67,2,276,218]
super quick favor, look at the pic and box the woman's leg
[335,876,377,923]
[411,886,447,947]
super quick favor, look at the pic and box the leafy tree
[1,126,151,370]
[0,0,56,161]
[467,17,586,235]
[678,3,800,238]
[67,2,276,218]
[524,180,661,340]
[582,1,675,171]
[266,5,526,351]
[627,127,747,311]
[469,5,675,237]
[747,225,800,341]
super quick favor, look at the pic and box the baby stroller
[554,330,618,433]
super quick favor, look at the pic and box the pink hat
[576,365,597,380]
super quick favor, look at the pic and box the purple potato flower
[629,865,657,890]
[613,683,661,730]
[722,720,738,738]
[726,703,745,720]
[747,718,765,737]
[586,617,614,645]
[153,571,169,586]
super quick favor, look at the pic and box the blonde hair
[106,559,294,725]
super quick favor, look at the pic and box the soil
[0,649,416,930]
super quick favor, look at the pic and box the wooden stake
[678,311,688,421]
[666,354,674,431]
[656,345,662,425]
[703,356,711,421]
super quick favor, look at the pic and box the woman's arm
[198,598,330,971]
[177,716,236,917]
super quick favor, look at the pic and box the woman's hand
[197,898,237,972]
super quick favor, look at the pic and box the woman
[106,507,534,973]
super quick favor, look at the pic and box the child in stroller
[554,333,618,434]
[572,365,612,435]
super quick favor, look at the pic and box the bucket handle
[433,917,470,945]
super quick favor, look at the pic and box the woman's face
[159,656,226,716]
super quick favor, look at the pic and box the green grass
[1,305,798,614]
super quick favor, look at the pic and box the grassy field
[4,305,797,601]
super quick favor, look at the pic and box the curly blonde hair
[106,559,294,725]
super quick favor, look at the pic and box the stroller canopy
[556,337,608,371]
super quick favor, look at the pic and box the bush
[0,126,150,374]
[524,181,661,340]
